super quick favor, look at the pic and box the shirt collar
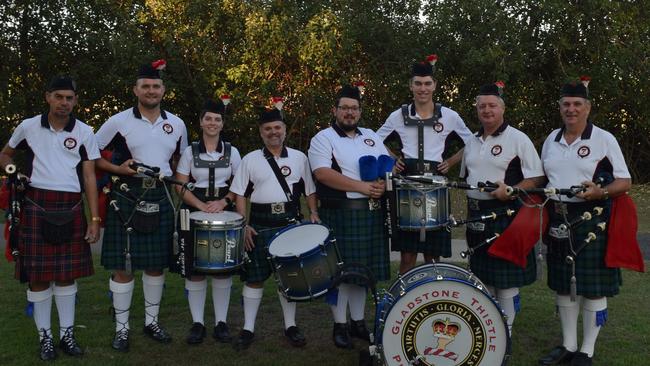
[132,106,168,121]
[40,113,76,132]
[197,138,223,153]
[331,121,362,137]
[554,121,594,142]
[476,121,508,137]
[262,146,288,158]
[409,103,444,119]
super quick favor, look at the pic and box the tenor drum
[190,211,246,274]
[374,263,510,366]
[395,175,450,231]
[267,223,342,301]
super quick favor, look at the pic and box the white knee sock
[277,291,297,329]
[348,284,367,321]
[242,285,264,332]
[142,273,165,326]
[110,278,134,332]
[53,282,77,338]
[557,294,581,352]
[496,287,519,335]
[27,286,53,341]
[330,284,350,324]
[185,278,207,325]
[211,277,232,324]
[581,297,607,357]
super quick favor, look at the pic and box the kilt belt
[320,198,382,211]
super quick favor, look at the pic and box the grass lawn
[0,259,648,366]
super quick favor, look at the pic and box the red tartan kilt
[16,188,94,283]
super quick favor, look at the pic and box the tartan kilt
[545,202,620,297]
[240,210,298,284]
[391,228,451,257]
[466,201,536,289]
[169,189,238,276]
[101,185,174,271]
[319,207,390,282]
[16,188,93,283]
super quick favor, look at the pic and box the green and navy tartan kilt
[240,210,298,284]
[16,188,93,283]
[101,185,174,271]
[466,200,536,289]
[391,228,451,257]
[319,207,390,282]
[545,201,620,297]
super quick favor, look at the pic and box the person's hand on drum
[437,160,450,174]
[309,211,321,224]
[202,199,227,213]
[490,181,514,201]
[244,225,257,251]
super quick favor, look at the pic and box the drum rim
[376,277,510,364]
[190,211,245,225]
[267,222,331,257]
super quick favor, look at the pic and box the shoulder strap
[265,153,293,202]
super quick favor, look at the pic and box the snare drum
[189,211,246,274]
[267,223,342,301]
[394,175,450,231]
[374,263,510,366]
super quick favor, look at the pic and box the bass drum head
[268,223,330,257]
[189,211,244,225]
[389,263,488,299]
[380,279,509,366]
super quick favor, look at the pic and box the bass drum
[374,263,510,366]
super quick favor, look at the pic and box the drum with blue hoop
[373,263,510,365]
[190,211,246,274]
[267,223,342,301]
[394,175,450,231]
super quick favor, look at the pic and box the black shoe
[186,322,206,345]
[143,323,172,344]
[570,352,592,366]
[539,346,576,365]
[213,322,232,343]
[39,333,57,361]
[349,319,370,342]
[111,329,129,352]
[59,328,84,356]
[233,330,254,351]
[284,326,307,348]
[333,323,352,349]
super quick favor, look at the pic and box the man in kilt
[173,98,241,344]
[229,106,319,350]
[0,76,101,360]
[95,62,188,351]
[376,55,473,273]
[308,85,391,349]
[538,80,632,366]
[460,82,544,336]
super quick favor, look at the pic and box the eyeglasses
[337,105,361,113]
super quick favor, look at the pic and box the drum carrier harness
[400,103,443,174]
[191,140,232,199]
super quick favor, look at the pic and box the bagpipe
[2,164,28,263]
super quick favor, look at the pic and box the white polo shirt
[461,123,544,200]
[309,123,390,199]
[9,114,101,193]
[176,139,241,188]
[541,122,630,202]
[230,147,316,204]
[95,107,188,176]
[376,103,473,161]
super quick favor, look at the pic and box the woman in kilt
[538,80,632,366]
[173,98,241,344]
[461,82,545,336]
[0,76,101,361]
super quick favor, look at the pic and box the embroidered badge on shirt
[363,138,375,147]
[577,145,590,158]
[491,145,502,156]
[162,123,174,134]
[433,122,444,133]
[280,166,291,177]
[64,137,77,150]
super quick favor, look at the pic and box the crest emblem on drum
[491,144,502,156]
[162,123,173,134]
[433,122,444,133]
[577,145,590,158]
[363,138,375,147]
[211,238,223,249]
[280,165,291,177]
[423,318,460,361]
[413,198,423,207]
[63,137,77,150]
[312,266,323,278]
